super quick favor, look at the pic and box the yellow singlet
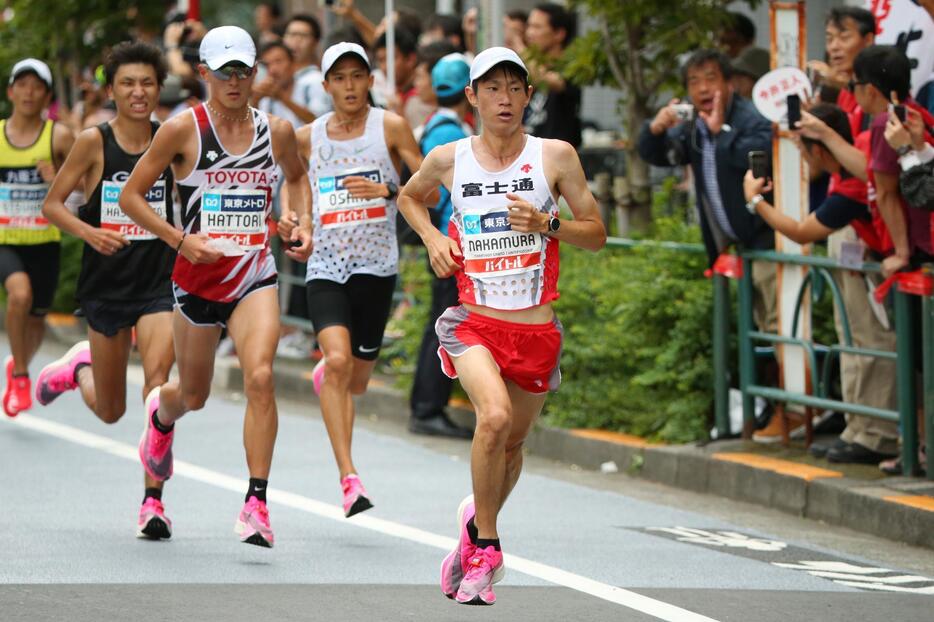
[0,118,60,244]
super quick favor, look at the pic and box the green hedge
[386,184,718,443]
[544,211,714,442]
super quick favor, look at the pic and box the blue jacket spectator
[638,50,774,266]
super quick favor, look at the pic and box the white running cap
[469,47,527,82]
[199,26,256,71]
[9,58,52,88]
[322,42,370,77]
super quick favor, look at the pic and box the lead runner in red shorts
[398,47,605,606]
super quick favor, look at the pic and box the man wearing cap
[408,51,474,439]
[118,26,313,549]
[398,47,605,605]
[1,58,75,416]
[292,42,425,518]
[731,46,769,99]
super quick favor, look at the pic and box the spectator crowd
[639,7,933,475]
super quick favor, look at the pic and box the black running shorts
[306,274,397,361]
[0,242,61,316]
[173,276,278,328]
[82,295,174,338]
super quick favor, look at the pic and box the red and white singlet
[448,135,559,310]
[174,104,278,302]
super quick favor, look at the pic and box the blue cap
[432,54,470,99]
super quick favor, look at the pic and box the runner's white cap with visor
[322,42,370,77]
[199,26,256,70]
[9,58,53,88]
[469,47,528,82]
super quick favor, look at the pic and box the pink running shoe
[35,341,91,406]
[235,496,274,548]
[3,355,31,417]
[455,545,504,606]
[312,357,326,396]
[137,497,173,540]
[138,387,173,481]
[341,473,373,517]
[441,495,476,599]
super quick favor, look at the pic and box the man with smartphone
[745,103,900,465]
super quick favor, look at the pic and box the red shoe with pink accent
[3,355,31,417]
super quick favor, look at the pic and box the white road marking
[8,413,722,622]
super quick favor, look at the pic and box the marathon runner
[397,47,605,605]
[118,26,313,549]
[290,42,427,517]
[1,58,75,416]
[37,42,177,540]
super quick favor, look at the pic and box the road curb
[35,320,934,551]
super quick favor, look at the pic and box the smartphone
[893,104,907,123]
[672,103,694,122]
[748,151,768,180]
[786,94,801,128]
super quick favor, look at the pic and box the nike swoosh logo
[352,144,372,154]
[225,44,234,49]
[358,345,380,353]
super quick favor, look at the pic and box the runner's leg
[77,328,132,422]
[450,346,512,540]
[226,287,280,480]
[158,309,221,425]
[135,311,175,493]
[499,380,546,509]
[316,325,358,478]
[5,273,38,374]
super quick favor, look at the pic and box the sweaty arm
[42,129,129,256]
[546,140,606,252]
[121,118,223,265]
[119,120,186,250]
[397,144,461,277]
[270,117,313,261]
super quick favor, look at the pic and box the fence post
[894,289,918,476]
[738,256,756,436]
[924,292,934,481]
[713,273,730,437]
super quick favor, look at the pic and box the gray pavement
[1,341,933,621]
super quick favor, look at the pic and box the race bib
[316,167,388,229]
[100,179,166,241]
[200,188,268,252]
[0,183,49,230]
[461,208,543,277]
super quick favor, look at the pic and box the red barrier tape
[873,270,934,303]
[704,253,744,280]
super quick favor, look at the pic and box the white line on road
[8,413,722,622]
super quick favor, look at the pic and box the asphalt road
[1,341,933,622]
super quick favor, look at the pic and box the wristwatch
[895,144,913,157]
[384,181,398,200]
[745,194,765,214]
[547,216,561,233]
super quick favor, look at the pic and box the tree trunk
[623,97,652,234]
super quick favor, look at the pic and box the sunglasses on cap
[209,64,256,81]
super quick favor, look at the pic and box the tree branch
[601,21,627,91]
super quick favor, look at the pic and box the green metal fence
[605,236,933,480]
